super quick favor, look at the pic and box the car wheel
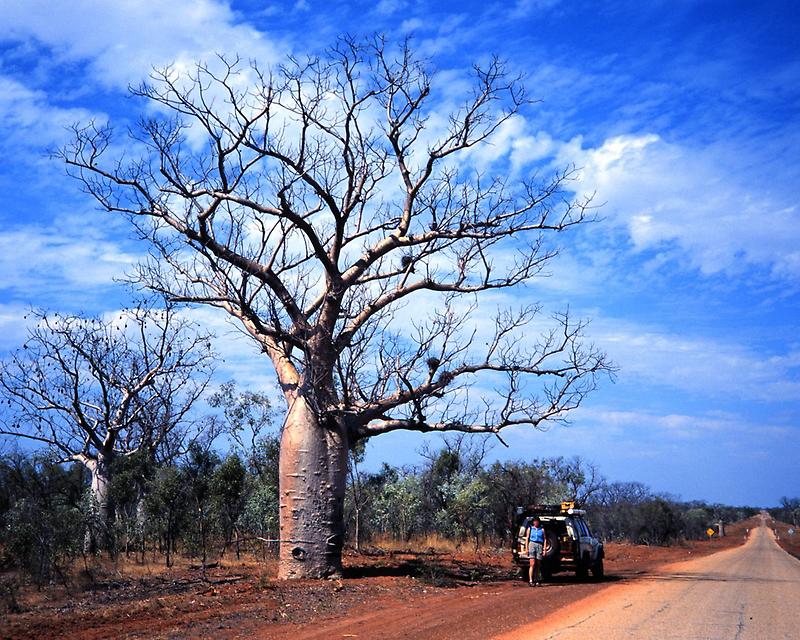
[576,553,590,580]
[543,531,559,558]
[591,558,604,580]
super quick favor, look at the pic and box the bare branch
[0,304,215,468]
[58,38,610,448]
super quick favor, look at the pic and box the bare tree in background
[0,305,215,550]
[547,456,607,505]
[60,38,611,577]
[207,380,278,456]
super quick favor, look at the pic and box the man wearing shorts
[526,517,547,586]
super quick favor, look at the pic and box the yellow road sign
[707,528,715,537]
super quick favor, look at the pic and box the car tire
[576,553,590,580]
[591,558,604,580]
[543,531,559,558]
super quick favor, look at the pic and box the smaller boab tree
[60,38,611,577]
[0,305,214,551]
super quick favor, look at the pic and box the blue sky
[1,0,798,506]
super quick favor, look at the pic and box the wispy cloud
[375,0,406,15]
[509,0,562,19]
[475,113,800,285]
[562,134,800,280]
[174,306,281,394]
[594,319,800,403]
[1,0,283,89]
[0,222,137,303]
[0,303,36,351]
[0,76,99,148]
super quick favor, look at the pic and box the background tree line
[769,497,800,527]
[0,428,761,587]
[344,438,758,548]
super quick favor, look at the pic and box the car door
[582,519,601,560]
[576,519,591,559]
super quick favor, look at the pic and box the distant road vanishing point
[497,516,800,640]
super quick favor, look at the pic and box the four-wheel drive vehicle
[512,502,604,581]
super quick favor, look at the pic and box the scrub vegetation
[0,430,758,588]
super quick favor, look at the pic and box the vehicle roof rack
[516,501,584,516]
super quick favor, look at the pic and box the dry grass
[357,534,483,554]
[65,547,280,585]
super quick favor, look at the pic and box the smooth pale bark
[84,454,114,553]
[277,394,349,579]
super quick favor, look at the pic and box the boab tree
[61,39,610,577]
[0,305,214,550]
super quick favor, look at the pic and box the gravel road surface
[496,517,800,640]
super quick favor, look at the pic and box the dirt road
[495,518,800,639]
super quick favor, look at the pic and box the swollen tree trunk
[278,394,349,579]
[83,454,114,553]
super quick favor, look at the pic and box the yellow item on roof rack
[561,501,575,511]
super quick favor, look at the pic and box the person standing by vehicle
[526,518,547,586]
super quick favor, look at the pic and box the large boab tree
[61,38,611,578]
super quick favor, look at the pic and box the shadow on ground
[344,549,625,588]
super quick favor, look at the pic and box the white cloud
[507,401,797,465]
[0,223,137,297]
[559,133,800,280]
[174,305,281,394]
[476,112,800,283]
[594,319,800,402]
[399,280,800,412]
[375,0,406,15]
[400,17,426,33]
[466,115,556,171]
[510,0,562,18]
[584,408,735,439]
[0,76,99,148]
[2,0,283,89]
[0,303,35,350]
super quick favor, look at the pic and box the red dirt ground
[0,517,757,640]
[772,517,800,560]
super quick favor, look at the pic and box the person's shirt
[528,525,545,544]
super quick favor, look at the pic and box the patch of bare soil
[0,517,757,640]
[772,518,800,561]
